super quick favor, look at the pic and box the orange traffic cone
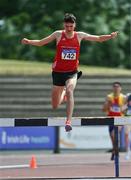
[30,155,37,169]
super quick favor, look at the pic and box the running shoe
[77,71,82,80]
[111,152,115,161]
[65,120,72,132]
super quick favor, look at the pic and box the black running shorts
[52,71,77,86]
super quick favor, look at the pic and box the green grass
[0,59,131,76]
[0,59,52,75]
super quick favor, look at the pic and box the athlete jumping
[21,13,118,132]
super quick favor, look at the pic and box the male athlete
[22,13,118,132]
[103,82,126,160]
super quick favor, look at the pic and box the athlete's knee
[66,88,74,98]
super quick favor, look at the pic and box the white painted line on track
[0,164,29,169]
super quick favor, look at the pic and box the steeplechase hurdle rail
[0,116,131,178]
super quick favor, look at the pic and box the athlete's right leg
[51,85,66,109]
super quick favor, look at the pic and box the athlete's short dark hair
[112,82,122,87]
[64,13,76,23]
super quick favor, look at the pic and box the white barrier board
[60,126,112,149]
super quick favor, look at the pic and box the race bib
[111,105,121,112]
[61,49,76,60]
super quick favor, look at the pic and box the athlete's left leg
[110,128,115,161]
[124,126,131,160]
[64,74,77,131]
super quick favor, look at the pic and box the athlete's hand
[21,38,30,44]
[111,31,119,39]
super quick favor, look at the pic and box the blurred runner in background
[103,82,126,160]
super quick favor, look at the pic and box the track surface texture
[0,151,131,179]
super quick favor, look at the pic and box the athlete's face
[64,22,76,33]
[113,84,121,94]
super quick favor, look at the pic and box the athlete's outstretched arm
[21,31,58,46]
[78,31,118,42]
